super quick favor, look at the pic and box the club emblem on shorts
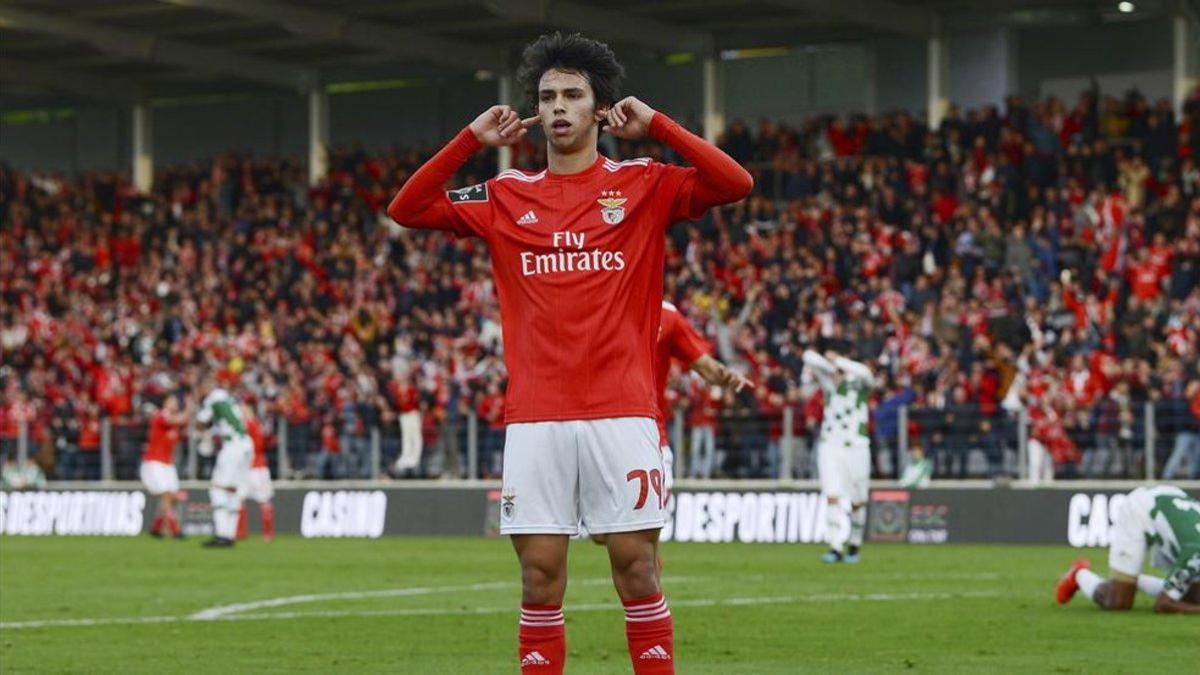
[501,491,516,521]
[597,190,627,225]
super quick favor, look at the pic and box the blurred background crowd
[2,86,1199,484]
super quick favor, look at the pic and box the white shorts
[239,467,274,503]
[211,436,254,489]
[1108,496,1148,578]
[501,417,666,536]
[660,445,675,495]
[819,444,870,503]
[140,460,179,496]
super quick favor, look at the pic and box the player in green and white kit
[196,382,254,548]
[1057,485,1200,614]
[803,349,874,564]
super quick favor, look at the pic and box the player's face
[536,69,606,154]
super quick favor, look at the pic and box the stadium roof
[0,0,1189,107]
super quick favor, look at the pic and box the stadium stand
[1,89,1198,482]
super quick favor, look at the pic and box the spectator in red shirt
[77,401,102,480]
[391,375,422,477]
[1127,250,1164,301]
[477,381,505,478]
[313,414,344,479]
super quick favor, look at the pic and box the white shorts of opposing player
[818,443,870,504]
[1108,490,1166,578]
[501,417,666,536]
[818,442,870,555]
[238,467,274,504]
[139,460,179,496]
[209,436,254,541]
[211,436,254,489]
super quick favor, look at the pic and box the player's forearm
[1154,594,1200,614]
[648,112,752,207]
[690,355,721,385]
[386,127,481,227]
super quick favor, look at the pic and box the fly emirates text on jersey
[520,230,627,277]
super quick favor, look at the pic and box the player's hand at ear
[602,97,656,139]
[470,105,536,147]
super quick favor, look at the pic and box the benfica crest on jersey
[597,190,627,225]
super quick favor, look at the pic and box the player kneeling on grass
[1057,485,1200,614]
[387,32,751,675]
[803,348,874,564]
[140,395,190,539]
[236,401,275,542]
[195,378,254,548]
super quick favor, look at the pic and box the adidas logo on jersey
[521,650,551,666]
[639,645,671,660]
[517,210,539,225]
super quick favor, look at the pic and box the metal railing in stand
[665,405,797,479]
[16,420,29,465]
[898,405,910,475]
[186,425,199,480]
[779,407,794,480]
[370,426,382,480]
[1017,409,1029,482]
[1144,401,1156,482]
[277,418,291,479]
[466,412,479,480]
[100,418,114,481]
[672,409,686,479]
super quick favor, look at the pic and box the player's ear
[594,104,609,123]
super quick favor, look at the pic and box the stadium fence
[5,401,1197,485]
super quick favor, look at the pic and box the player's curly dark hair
[517,32,625,112]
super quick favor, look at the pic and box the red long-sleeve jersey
[388,112,751,424]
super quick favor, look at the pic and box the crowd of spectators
[2,86,1199,483]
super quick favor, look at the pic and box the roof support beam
[0,5,315,91]
[478,0,713,53]
[769,0,933,39]
[160,0,500,72]
[0,57,141,103]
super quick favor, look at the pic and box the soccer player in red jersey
[236,402,275,542]
[652,300,752,492]
[387,32,751,675]
[590,300,752,557]
[140,396,188,538]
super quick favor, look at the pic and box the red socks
[236,504,276,541]
[151,512,180,537]
[163,511,179,537]
[518,603,565,673]
[261,503,275,541]
[515,593,674,673]
[624,592,675,674]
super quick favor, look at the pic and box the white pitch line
[191,575,712,620]
[189,581,514,620]
[0,590,1001,631]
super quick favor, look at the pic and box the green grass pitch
[1,536,1195,673]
